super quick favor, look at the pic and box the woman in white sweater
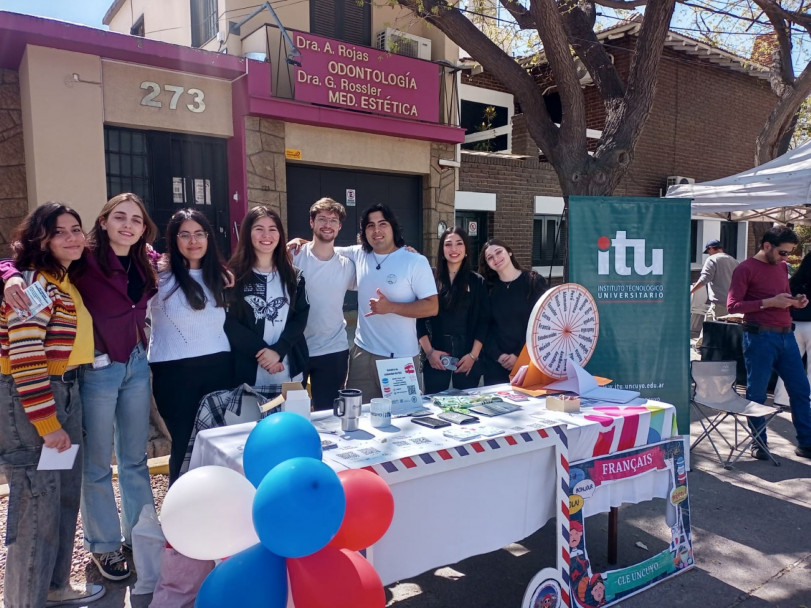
[147,209,232,484]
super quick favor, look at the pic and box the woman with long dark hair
[147,208,232,484]
[418,227,489,393]
[479,238,548,385]
[2,193,158,581]
[226,206,309,387]
[774,251,811,406]
[0,203,105,606]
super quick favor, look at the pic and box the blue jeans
[0,372,83,608]
[743,330,811,448]
[80,344,154,553]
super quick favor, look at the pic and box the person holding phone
[0,202,105,606]
[418,227,489,394]
[727,225,811,461]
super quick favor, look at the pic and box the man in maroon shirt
[727,225,811,460]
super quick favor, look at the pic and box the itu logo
[597,231,663,276]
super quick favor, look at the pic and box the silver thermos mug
[333,389,363,432]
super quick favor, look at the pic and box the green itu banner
[568,197,692,432]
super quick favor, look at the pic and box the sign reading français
[294,32,439,123]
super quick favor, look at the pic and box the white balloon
[160,466,260,560]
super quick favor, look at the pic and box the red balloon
[328,469,394,551]
[288,547,385,608]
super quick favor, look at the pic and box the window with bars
[191,0,218,47]
[310,0,371,46]
[104,128,151,205]
[532,215,566,267]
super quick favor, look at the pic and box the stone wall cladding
[425,142,457,257]
[0,69,27,257]
[246,117,287,225]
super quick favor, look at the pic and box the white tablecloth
[190,389,678,584]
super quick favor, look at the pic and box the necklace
[503,271,521,289]
[372,252,392,270]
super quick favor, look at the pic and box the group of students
[0,193,547,607]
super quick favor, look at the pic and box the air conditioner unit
[376,28,432,61]
[667,176,695,187]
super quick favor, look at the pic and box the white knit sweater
[147,269,230,363]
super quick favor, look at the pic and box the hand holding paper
[38,444,80,470]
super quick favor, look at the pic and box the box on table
[259,382,312,419]
[545,394,581,413]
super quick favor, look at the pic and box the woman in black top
[479,238,548,385]
[418,227,489,394]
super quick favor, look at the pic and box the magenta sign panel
[293,32,440,123]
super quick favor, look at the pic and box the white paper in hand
[23,281,51,317]
[37,444,79,470]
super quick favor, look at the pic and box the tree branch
[498,0,537,29]
[559,0,627,101]
[756,61,811,162]
[395,0,561,154]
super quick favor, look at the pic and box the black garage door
[286,165,423,251]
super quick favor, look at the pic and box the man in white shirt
[292,198,356,410]
[342,204,438,400]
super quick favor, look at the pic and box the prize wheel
[526,283,599,379]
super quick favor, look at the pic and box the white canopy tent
[666,140,811,223]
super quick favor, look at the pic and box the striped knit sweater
[0,272,78,436]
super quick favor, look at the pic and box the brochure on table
[375,358,422,415]
[545,360,639,403]
[312,386,653,471]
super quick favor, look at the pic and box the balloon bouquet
[159,412,395,608]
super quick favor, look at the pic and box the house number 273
[140,81,206,113]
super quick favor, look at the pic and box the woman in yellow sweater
[0,202,105,607]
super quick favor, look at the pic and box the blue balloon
[195,544,287,608]
[243,412,322,487]
[253,457,346,558]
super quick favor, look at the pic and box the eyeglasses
[314,217,341,227]
[177,231,208,242]
[777,250,792,257]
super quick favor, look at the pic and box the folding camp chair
[690,360,781,468]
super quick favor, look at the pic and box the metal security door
[104,126,230,254]
[287,165,422,250]
[455,210,489,264]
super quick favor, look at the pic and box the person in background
[479,239,548,385]
[690,239,738,350]
[3,193,158,582]
[0,202,105,606]
[292,198,355,409]
[148,209,233,484]
[418,227,488,394]
[727,225,811,460]
[226,206,309,389]
[773,251,811,408]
